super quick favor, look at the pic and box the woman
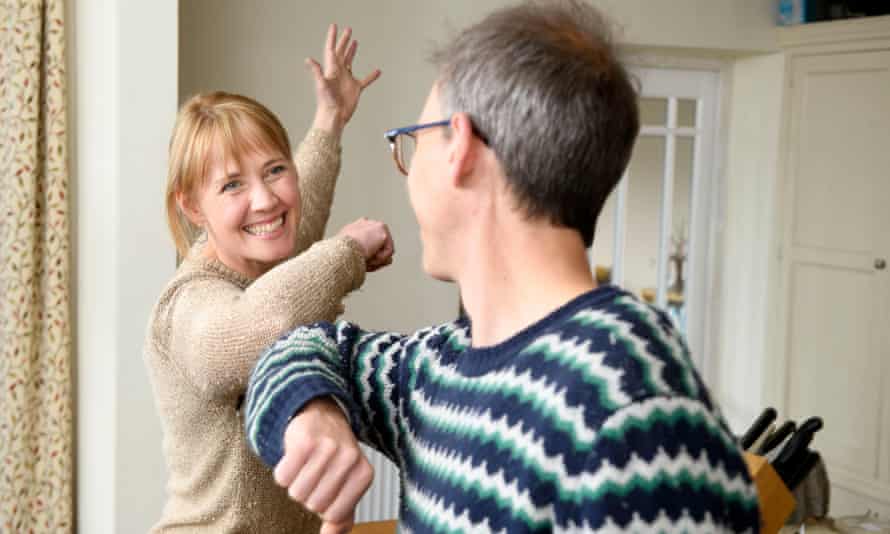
[144,25,392,532]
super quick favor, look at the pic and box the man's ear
[176,191,204,226]
[447,112,478,185]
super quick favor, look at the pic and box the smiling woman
[170,93,305,279]
[142,25,394,533]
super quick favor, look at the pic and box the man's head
[406,0,639,279]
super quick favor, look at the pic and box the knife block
[744,452,796,534]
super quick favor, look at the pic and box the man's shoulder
[518,285,711,413]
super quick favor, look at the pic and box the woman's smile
[244,213,286,237]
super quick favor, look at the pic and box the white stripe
[406,392,754,497]
[357,333,398,451]
[571,308,671,393]
[523,334,630,409]
[408,390,580,481]
[615,296,699,396]
[404,480,509,534]
[408,435,555,523]
[578,510,752,534]
[421,350,600,445]
[600,395,732,448]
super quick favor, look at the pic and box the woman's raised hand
[308,24,381,135]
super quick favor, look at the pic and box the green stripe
[406,438,756,529]
[414,358,594,449]
[612,296,699,397]
[570,310,664,394]
[599,404,738,452]
[521,337,625,411]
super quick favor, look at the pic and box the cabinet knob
[877,258,887,270]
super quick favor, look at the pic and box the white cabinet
[772,16,890,517]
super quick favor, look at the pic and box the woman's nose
[250,181,278,211]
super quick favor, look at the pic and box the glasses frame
[384,118,488,176]
[383,120,451,176]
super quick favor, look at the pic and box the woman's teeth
[244,215,284,236]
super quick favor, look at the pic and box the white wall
[178,0,778,333]
[713,53,786,432]
[594,0,778,52]
[71,0,177,532]
[68,0,783,530]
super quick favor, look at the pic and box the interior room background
[2,0,882,532]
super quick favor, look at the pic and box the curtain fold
[1,0,73,531]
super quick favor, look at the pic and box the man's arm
[244,319,457,534]
[244,320,416,466]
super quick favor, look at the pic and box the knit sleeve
[293,128,342,255]
[244,320,440,468]
[557,395,760,532]
[167,236,365,400]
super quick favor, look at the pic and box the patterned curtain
[0,0,73,532]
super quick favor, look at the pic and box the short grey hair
[430,0,639,247]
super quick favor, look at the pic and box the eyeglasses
[384,119,488,176]
[383,120,450,176]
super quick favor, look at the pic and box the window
[591,67,721,370]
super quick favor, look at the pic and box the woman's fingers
[305,58,323,83]
[344,40,358,69]
[366,229,394,272]
[323,23,337,69]
[360,69,382,89]
[335,26,352,58]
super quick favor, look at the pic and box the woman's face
[188,143,301,278]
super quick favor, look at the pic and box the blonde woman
[144,25,391,533]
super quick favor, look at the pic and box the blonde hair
[166,92,293,258]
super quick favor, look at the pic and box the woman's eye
[221,180,241,193]
[264,165,288,181]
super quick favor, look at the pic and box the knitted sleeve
[293,128,342,255]
[167,236,366,400]
[557,395,761,532]
[244,320,443,468]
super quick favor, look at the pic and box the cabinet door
[782,49,890,511]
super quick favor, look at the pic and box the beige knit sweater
[144,129,366,533]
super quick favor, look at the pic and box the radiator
[355,446,400,522]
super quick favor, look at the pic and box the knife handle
[740,407,778,450]
[774,416,823,467]
[786,451,821,491]
[757,420,796,455]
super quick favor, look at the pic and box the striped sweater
[244,285,761,533]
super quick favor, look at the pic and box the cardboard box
[744,452,797,534]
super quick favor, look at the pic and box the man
[244,1,761,532]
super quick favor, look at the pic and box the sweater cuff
[334,235,367,292]
[246,375,354,467]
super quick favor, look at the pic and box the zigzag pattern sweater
[244,286,761,533]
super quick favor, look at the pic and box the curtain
[0,0,73,531]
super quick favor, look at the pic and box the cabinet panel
[787,263,881,477]
[791,52,890,254]
[782,47,890,508]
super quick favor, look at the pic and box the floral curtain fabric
[0,0,73,531]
